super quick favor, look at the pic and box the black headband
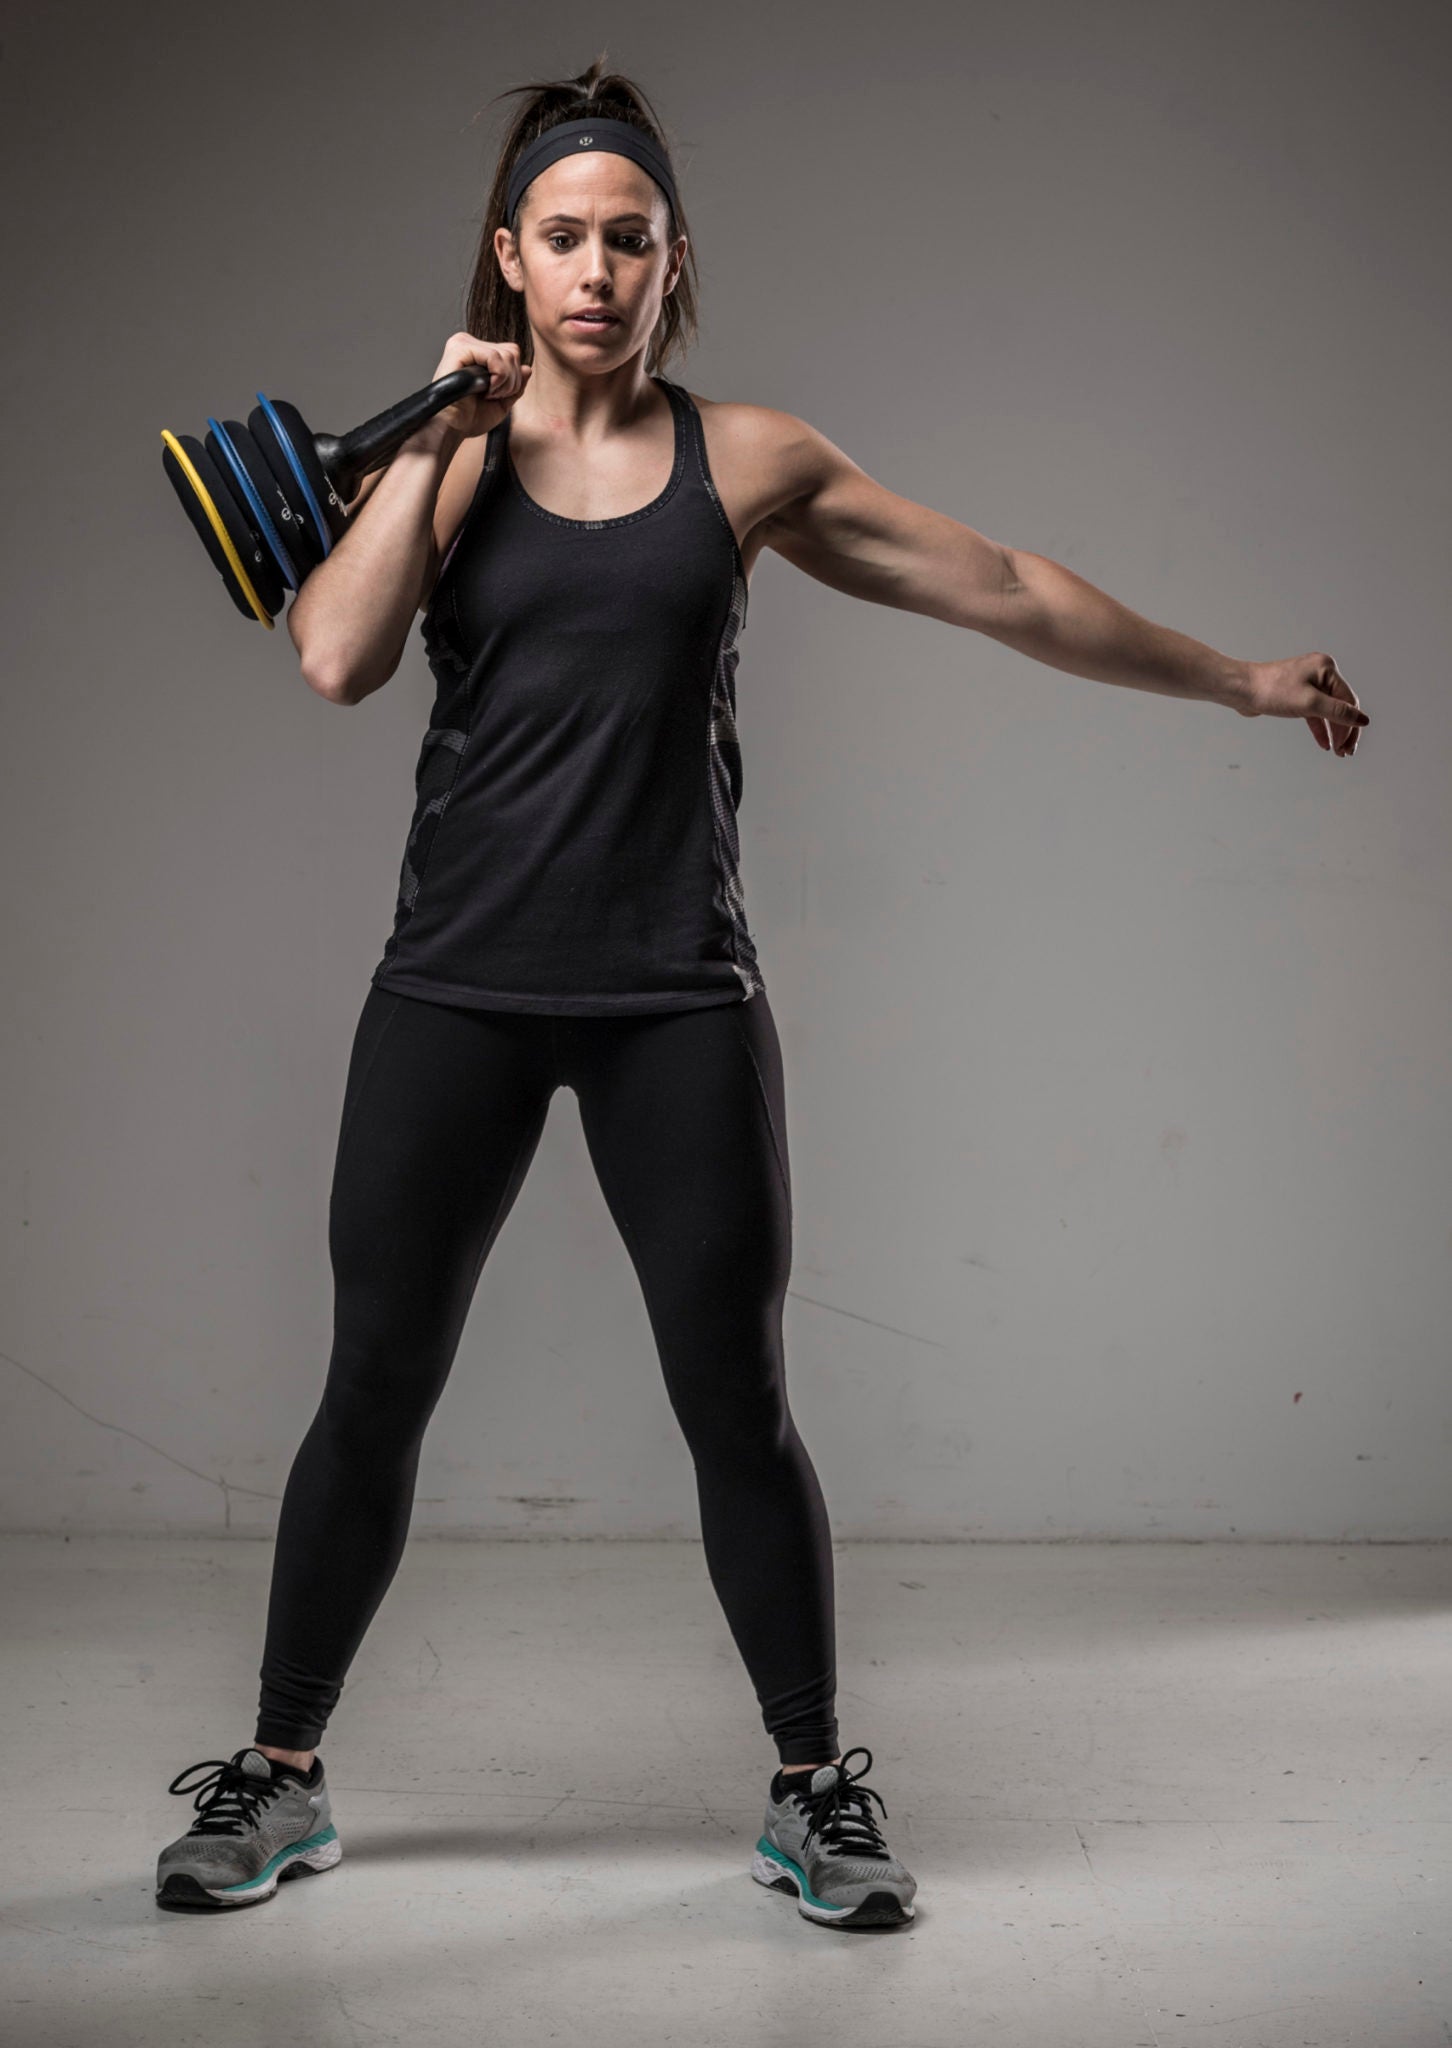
[506,116,679,231]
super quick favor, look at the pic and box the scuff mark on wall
[786,1290,948,1350]
[0,1347,280,1532]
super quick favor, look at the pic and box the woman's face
[495,151,685,368]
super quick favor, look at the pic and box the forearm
[287,425,460,703]
[992,549,1251,711]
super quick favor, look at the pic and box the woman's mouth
[567,311,620,331]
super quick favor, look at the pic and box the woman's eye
[546,234,649,251]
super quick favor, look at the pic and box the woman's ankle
[254,1741,316,1771]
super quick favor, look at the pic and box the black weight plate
[247,400,328,578]
[202,423,287,618]
[268,396,349,550]
[216,419,307,589]
[160,430,275,625]
[205,420,296,603]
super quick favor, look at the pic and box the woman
[154,57,1368,1931]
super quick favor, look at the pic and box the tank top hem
[372,964,753,1018]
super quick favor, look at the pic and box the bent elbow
[302,663,360,706]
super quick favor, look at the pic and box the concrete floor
[2,1534,1449,2048]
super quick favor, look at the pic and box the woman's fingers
[1251,654,1368,756]
[1315,656,1365,757]
[429,336,531,436]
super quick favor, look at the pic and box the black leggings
[254,983,840,1767]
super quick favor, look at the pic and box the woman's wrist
[401,418,464,461]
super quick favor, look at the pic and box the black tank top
[370,375,765,1016]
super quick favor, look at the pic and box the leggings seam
[729,1005,791,1216]
[334,990,406,1173]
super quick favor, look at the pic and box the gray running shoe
[156,1746,341,1909]
[751,1745,916,1928]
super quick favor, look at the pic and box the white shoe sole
[751,1839,915,1927]
[157,1825,342,1908]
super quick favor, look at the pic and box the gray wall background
[2,0,1447,1539]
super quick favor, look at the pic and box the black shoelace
[790,1746,892,1861]
[167,1750,280,1837]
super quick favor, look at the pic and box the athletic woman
[154,57,1369,1930]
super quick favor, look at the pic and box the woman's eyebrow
[536,212,652,227]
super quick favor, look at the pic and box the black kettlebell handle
[313,365,495,504]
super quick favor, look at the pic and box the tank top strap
[658,376,743,563]
[430,415,508,599]
[481,412,508,478]
[656,376,702,487]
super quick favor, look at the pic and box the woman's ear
[494,225,524,294]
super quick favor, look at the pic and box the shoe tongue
[238,1749,274,1781]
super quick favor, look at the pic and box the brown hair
[464,51,699,377]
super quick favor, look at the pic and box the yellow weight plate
[160,428,274,629]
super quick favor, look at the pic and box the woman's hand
[413,334,533,448]
[1233,653,1369,757]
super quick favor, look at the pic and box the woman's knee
[316,1334,453,1454]
[667,1353,795,1464]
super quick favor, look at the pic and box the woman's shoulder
[679,386,803,443]
[678,388,855,528]
[678,387,829,488]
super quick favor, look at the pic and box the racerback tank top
[370,374,765,1016]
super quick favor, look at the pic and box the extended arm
[990,549,1248,710]
[762,414,1368,752]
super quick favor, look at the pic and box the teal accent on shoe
[215,1823,338,1893]
[754,1835,853,1916]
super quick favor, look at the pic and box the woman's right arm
[288,426,458,704]
[287,338,530,706]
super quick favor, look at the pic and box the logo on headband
[579,135,594,146]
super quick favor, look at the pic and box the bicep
[762,417,1019,633]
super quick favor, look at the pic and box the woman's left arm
[762,414,1370,758]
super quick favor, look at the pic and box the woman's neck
[510,353,664,441]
